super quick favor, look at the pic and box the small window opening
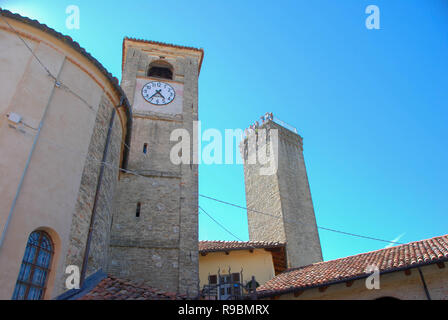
[232,273,240,282]
[143,143,148,154]
[148,66,173,80]
[136,202,141,217]
[147,60,173,80]
[209,275,217,285]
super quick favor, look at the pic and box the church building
[0,9,201,299]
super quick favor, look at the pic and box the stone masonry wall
[86,108,122,276]
[275,123,323,267]
[242,132,286,243]
[62,93,122,292]
[177,55,199,296]
[241,120,322,269]
[108,45,199,296]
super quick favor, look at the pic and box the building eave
[122,37,204,75]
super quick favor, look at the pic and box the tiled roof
[124,37,203,53]
[78,276,186,300]
[257,234,448,298]
[199,240,285,253]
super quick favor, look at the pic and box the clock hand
[157,90,166,99]
[149,89,165,100]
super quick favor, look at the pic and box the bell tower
[108,38,203,295]
[240,116,323,269]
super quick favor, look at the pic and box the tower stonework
[107,39,203,295]
[241,119,323,268]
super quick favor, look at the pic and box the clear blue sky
[3,0,448,261]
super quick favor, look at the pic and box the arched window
[147,60,173,80]
[12,231,54,300]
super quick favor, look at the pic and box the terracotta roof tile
[199,240,285,253]
[124,37,203,53]
[257,234,448,298]
[78,276,186,300]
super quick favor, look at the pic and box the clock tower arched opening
[147,60,173,80]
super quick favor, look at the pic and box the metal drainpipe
[80,106,116,286]
[417,267,431,300]
[0,58,66,250]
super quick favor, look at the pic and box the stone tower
[240,117,323,268]
[108,38,203,295]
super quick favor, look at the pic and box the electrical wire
[17,123,407,247]
[199,194,405,245]
[199,206,246,242]
[14,124,407,247]
[0,13,56,80]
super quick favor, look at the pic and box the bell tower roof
[121,37,204,75]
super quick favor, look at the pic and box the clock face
[141,81,175,105]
